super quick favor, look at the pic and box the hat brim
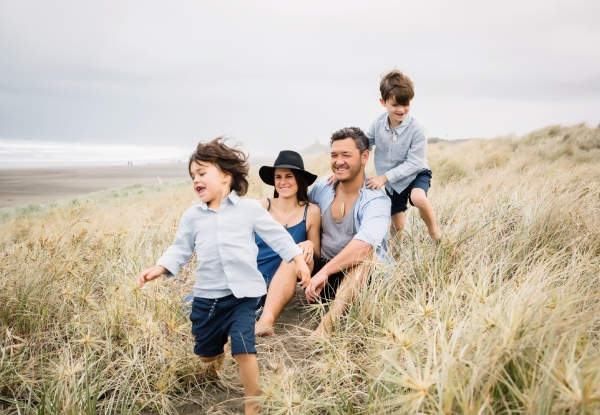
[259,165,318,187]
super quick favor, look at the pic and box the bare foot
[205,352,225,378]
[309,323,329,339]
[255,322,274,337]
[429,230,442,242]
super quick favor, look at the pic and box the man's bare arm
[320,239,373,276]
[306,239,373,302]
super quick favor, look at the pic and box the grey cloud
[0,0,599,150]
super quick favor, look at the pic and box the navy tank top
[255,199,308,287]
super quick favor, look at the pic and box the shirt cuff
[281,245,303,263]
[156,258,180,278]
[385,170,397,183]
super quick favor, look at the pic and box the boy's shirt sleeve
[156,210,195,277]
[384,127,427,184]
[252,203,302,263]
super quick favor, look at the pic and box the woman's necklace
[275,203,299,228]
[340,191,359,217]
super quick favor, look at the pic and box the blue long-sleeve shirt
[157,191,302,299]
[367,112,429,194]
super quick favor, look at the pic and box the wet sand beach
[0,163,190,208]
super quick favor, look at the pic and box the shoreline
[0,163,191,209]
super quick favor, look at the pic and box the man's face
[330,138,368,183]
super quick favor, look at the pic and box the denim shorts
[189,294,259,357]
[386,169,432,216]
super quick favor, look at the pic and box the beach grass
[1,124,599,414]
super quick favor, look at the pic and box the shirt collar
[195,190,240,210]
[332,175,369,195]
[384,112,413,132]
[227,191,240,204]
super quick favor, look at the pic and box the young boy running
[365,69,441,242]
[139,137,310,415]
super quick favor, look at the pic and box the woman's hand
[298,240,315,264]
[326,174,336,186]
[365,174,388,190]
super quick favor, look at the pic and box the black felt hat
[259,151,317,186]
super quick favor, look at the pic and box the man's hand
[305,270,328,303]
[139,265,168,288]
[298,240,315,264]
[293,256,311,290]
[365,174,388,190]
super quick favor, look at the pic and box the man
[305,126,391,337]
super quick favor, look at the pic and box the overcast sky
[1,0,599,158]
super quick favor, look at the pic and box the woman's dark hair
[188,136,249,196]
[273,169,309,205]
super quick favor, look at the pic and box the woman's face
[274,168,298,198]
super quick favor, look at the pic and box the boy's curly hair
[380,70,414,105]
[188,137,249,196]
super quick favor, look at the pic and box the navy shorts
[386,169,432,216]
[311,257,347,302]
[190,294,259,357]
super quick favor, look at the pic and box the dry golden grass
[1,124,599,414]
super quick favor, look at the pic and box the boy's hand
[293,256,311,290]
[366,174,388,190]
[297,240,315,264]
[326,174,336,186]
[139,265,168,288]
[306,270,328,303]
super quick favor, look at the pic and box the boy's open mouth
[195,185,205,195]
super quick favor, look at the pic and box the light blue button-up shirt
[366,112,429,194]
[308,177,391,261]
[157,192,302,299]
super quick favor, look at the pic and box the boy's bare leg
[199,351,225,377]
[390,211,406,237]
[410,188,440,241]
[255,261,296,336]
[256,260,314,336]
[234,353,261,415]
[312,264,369,338]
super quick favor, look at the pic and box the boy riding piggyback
[365,70,441,243]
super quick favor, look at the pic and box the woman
[254,150,321,336]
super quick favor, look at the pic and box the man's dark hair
[273,169,309,204]
[188,137,249,196]
[330,127,369,154]
[380,69,414,105]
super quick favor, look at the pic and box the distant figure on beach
[138,137,310,415]
[365,69,440,242]
[304,127,391,337]
[254,151,321,336]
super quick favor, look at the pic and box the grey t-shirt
[320,203,357,261]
